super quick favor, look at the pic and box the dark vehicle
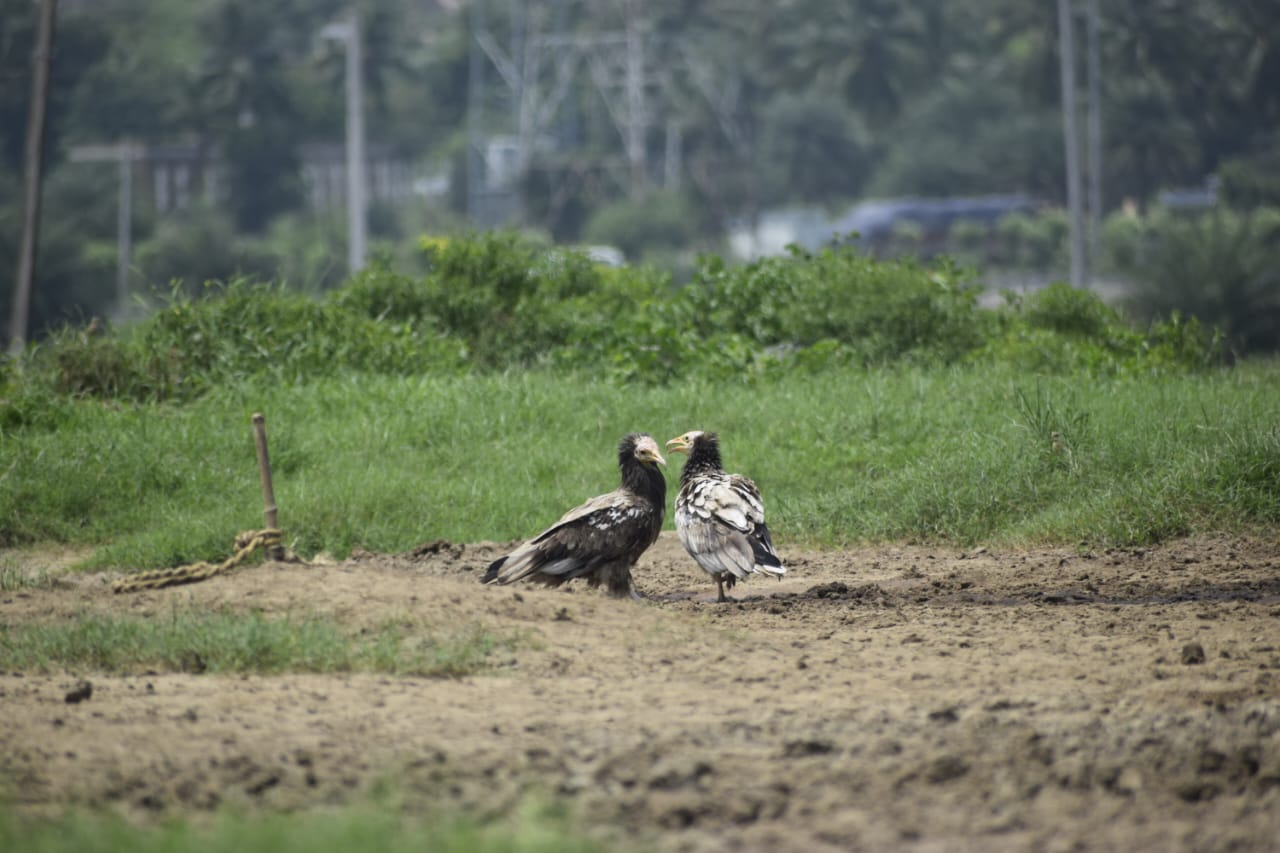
[836,195,1042,251]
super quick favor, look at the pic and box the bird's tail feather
[757,561,786,578]
[483,543,554,585]
[481,556,506,584]
[750,528,785,576]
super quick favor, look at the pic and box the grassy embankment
[0,365,1276,573]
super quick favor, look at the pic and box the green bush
[581,191,700,260]
[1098,210,1149,273]
[1218,142,1280,210]
[977,284,1224,374]
[1116,208,1280,355]
[683,249,989,366]
[996,210,1068,269]
[947,218,990,265]
[134,208,279,296]
[9,230,1232,407]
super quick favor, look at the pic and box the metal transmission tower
[465,0,748,229]
[583,1,652,196]
[468,0,584,223]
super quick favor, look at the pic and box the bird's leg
[716,576,728,603]
[607,566,638,599]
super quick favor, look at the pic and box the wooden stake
[251,413,285,561]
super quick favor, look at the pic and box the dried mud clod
[405,539,465,560]
[64,679,93,704]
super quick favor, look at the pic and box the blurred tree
[756,91,871,208]
[193,0,314,232]
[1107,0,1275,187]
[0,0,110,171]
[766,0,932,123]
[61,0,198,142]
[5,0,1280,344]
[582,190,699,260]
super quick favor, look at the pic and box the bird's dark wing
[484,489,660,585]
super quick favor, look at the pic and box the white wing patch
[588,505,646,530]
[684,474,764,532]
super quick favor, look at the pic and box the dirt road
[3,534,1279,851]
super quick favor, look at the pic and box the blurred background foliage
[0,0,1277,356]
[5,232,1225,418]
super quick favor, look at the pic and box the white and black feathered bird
[666,430,785,602]
[481,433,667,598]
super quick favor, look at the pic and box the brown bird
[666,430,785,602]
[481,433,667,598]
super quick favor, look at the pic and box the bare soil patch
[3,533,1280,851]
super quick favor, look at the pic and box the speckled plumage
[667,431,785,602]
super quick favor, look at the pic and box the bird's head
[624,433,666,468]
[665,430,711,456]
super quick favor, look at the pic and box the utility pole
[343,9,367,274]
[323,8,367,274]
[116,146,133,310]
[1056,0,1086,288]
[664,118,681,190]
[1085,0,1103,278]
[467,0,484,222]
[68,143,138,315]
[9,0,58,354]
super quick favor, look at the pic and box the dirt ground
[2,533,1279,852]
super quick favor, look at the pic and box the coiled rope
[111,529,294,593]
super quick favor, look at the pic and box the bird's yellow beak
[665,435,690,455]
[636,436,667,467]
[641,447,667,467]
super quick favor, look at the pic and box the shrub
[134,209,278,296]
[1119,208,1280,355]
[978,283,1224,374]
[996,210,1068,269]
[948,218,990,265]
[1218,141,1280,210]
[683,249,989,366]
[9,231,1231,405]
[581,191,700,260]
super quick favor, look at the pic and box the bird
[481,433,667,598]
[666,430,785,602]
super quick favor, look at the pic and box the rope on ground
[111,529,297,594]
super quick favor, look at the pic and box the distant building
[68,141,435,214]
[299,143,430,210]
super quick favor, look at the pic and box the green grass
[0,363,1276,569]
[0,801,606,853]
[0,609,515,677]
[0,564,58,591]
